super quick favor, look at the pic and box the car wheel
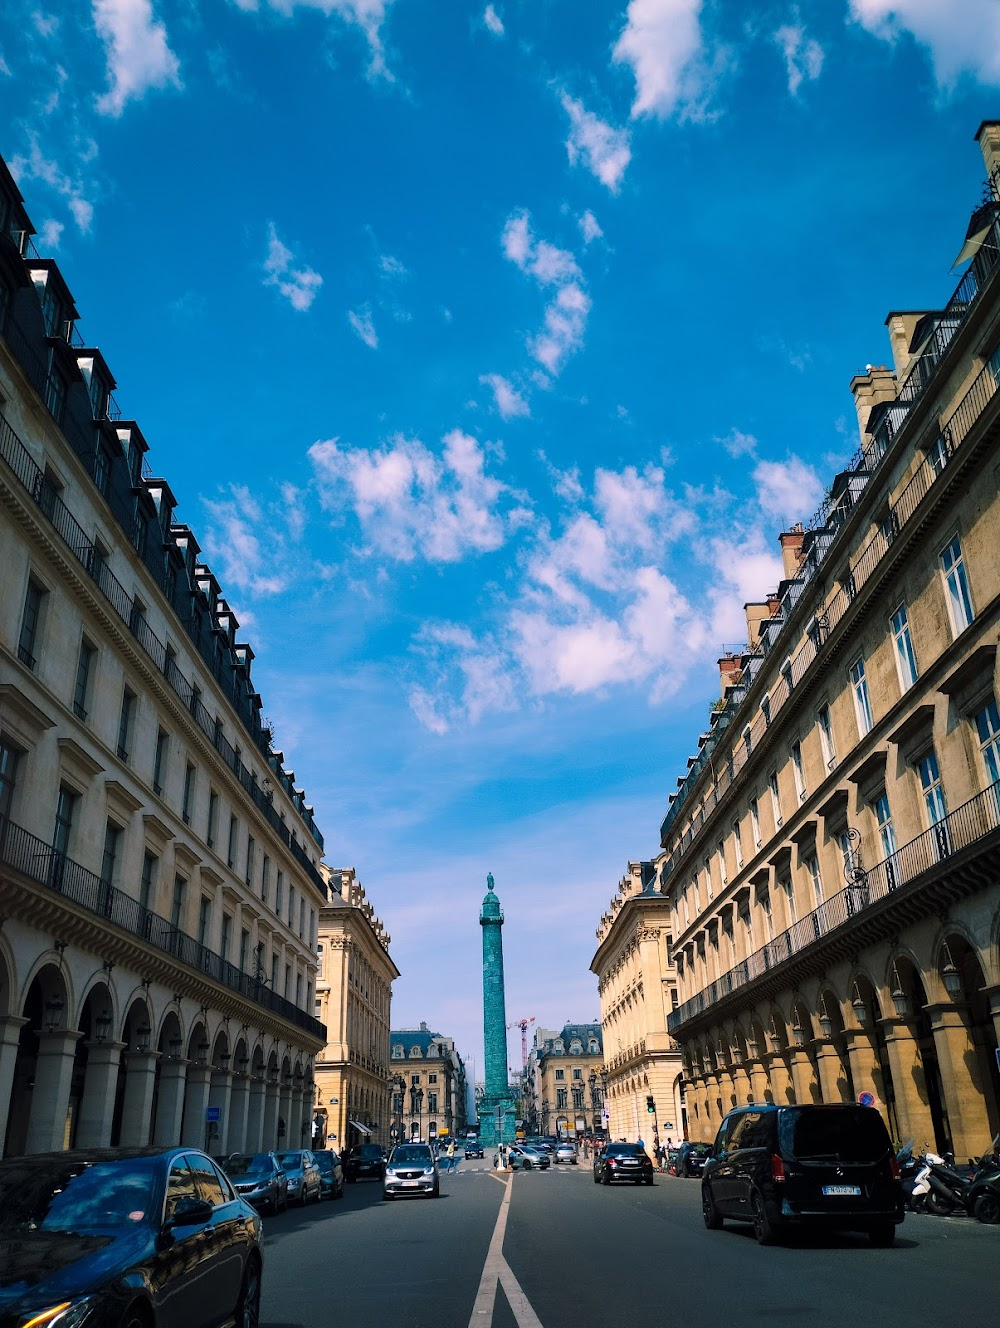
[751,1191,775,1246]
[523,1161,532,1170]
[973,1192,1000,1225]
[432,1182,440,1198]
[602,1173,611,1186]
[593,1172,601,1184]
[336,1180,345,1200]
[235,1257,262,1328]
[644,1176,654,1186]
[702,1185,724,1230]
[123,1304,150,1328]
[868,1223,895,1247]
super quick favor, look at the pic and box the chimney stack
[778,524,805,580]
[718,651,741,695]
[745,601,770,651]
[849,364,897,444]
[976,120,1000,191]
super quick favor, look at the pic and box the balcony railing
[667,778,1000,1033]
[0,406,328,899]
[0,812,326,1041]
[658,296,1000,867]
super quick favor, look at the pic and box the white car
[554,1143,578,1164]
[384,1142,439,1199]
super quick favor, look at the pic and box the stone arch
[6,961,73,1156]
[0,934,15,1018]
[935,931,1000,1148]
[19,953,72,1028]
[187,1018,210,1066]
[121,996,153,1051]
[211,1027,231,1071]
[156,1009,184,1060]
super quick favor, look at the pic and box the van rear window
[779,1107,891,1161]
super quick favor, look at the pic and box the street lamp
[412,1086,424,1138]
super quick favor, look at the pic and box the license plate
[822,1184,861,1196]
[401,1179,419,1188]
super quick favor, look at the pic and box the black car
[223,1150,289,1214]
[0,1146,263,1328]
[673,1142,713,1178]
[701,1103,904,1246]
[593,1143,654,1186]
[314,1149,345,1199]
[343,1143,386,1182]
[464,1140,484,1159]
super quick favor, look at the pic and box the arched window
[410,1045,422,1058]
[570,1041,582,1054]
[392,1044,404,1058]
[588,1039,599,1054]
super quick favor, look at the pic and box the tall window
[288,886,296,928]
[940,535,974,636]
[240,928,250,972]
[53,785,77,857]
[850,657,874,736]
[182,762,195,824]
[818,703,836,769]
[198,896,212,946]
[874,792,897,859]
[975,698,1000,783]
[171,876,186,930]
[732,819,744,870]
[276,870,284,916]
[768,770,782,828]
[101,820,121,888]
[284,964,291,999]
[791,741,805,801]
[246,835,256,888]
[271,952,279,989]
[750,797,761,848]
[221,913,232,961]
[759,891,774,941]
[703,858,713,901]
[227,813,238,869]
[262,854,271,904]
[917,750,947,825]
[140,850,158,910]
[928,434,950,476]
[153,728,168,796]
[207,789,219,848]
[717,840,727,885]
[805,854,823,908]
[0,741,22,819]
[890,605,919,690]
[117,688,135,761]
[73,640,96,720]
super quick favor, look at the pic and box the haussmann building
[660,122,1000,1160]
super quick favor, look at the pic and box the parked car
[384,1143,439,1199]
[506,1145,550,1171]
[277,1149,322,1205]
[673,1142,714,1178]
[464,1140,484,1159]
[701,1103,904,1246]
[314,1148,345,1199]
[223,1150,289,1213]
[593,1142,654,1186]
[343,1143,387,1182]
[554,1143,578,1165]
[0,1146,263,1328]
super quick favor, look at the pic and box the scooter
[897,1142,929,1212]
[923,1150,975,1215]
[967,1136,1000,1225]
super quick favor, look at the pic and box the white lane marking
[466,1175,546,1328]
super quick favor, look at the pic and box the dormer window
[410,1045,422,1058]
[570,1041,582,1054]
[44,362,66,423]
[392,1044,403,1058]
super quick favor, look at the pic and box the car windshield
[358,1146,383,1158]
[391,1147,431,1164]
[779,1107,891,1161]
[0,1157,159,1232]
[224,1154,272,1179]
[277,1153,304,1170]
[605,1144,644,1156]
[688,1144,712,1156]
[314,1154,333,1172]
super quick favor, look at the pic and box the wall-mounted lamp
[44,995,65,1033]
[197,1040,210,1065]
[940,940,962,997]
[136,1023,152,1052]
[818,994,833,1039]
[792,1018,807,1049]
[169,1036,183,1058]
[94,1009,112,1043]
[851,982,868,1027]
[890,957,909,1019]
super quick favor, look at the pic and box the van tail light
[890,1153,900,1180]
[770,1153,786,1183]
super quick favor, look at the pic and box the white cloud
[347,305,379,347]
[263,223,323,311]
[92,0,181,118]
[560,93,631,193]
[37,218,64,249]
[239,1,399,80]
[752,456,824,524]
[379,252,406,278]
[774,18,823,96]
[501,210,591,379]
[716,427,758,458]
[309,428,520,564]
[33,11,59,36]
[849,0,1000,88]
[578,209,603,244]
[483,4,504,37]
[480,373,530,420]
[202,485,291,597]
[9,136,94,233]
[612,0,708,119]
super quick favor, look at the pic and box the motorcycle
[897,1142,929,1213]
[967,1136,1000,1225]
[923,1139,1000,1221]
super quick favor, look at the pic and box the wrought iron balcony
[667,778,1000,1035]
[0,812,327,1042]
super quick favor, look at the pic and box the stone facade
[314,867,398,1150]
[660,122,1000,1158]
[0,154,327,1158]
[526,1023,605,1138]
[389,1023,468,1144]
[592,861,685,1152]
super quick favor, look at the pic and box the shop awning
[349,1119,372,1135]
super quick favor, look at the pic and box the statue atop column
[478,873,516,1148]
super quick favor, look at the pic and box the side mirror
[164,1196,213,1229]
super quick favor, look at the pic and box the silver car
[554,1143,578,1165]
[277,1148,322,1205]
[384,1142,439,1199]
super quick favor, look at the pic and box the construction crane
[508,1016,535,1069]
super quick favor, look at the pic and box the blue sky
[2,0,999,1075]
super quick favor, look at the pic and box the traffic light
[646,1095,655,1114]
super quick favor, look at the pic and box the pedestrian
[447,1139,456,1171]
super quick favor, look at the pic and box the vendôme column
[478,874,516,1147]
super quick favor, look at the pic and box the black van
[701,1103,904,1246]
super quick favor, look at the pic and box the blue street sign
[858,1091,875,1108]
[205,1106,222,1123]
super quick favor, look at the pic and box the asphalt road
[258,1161,997,1328]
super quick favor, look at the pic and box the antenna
[507,1016,535,1069]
